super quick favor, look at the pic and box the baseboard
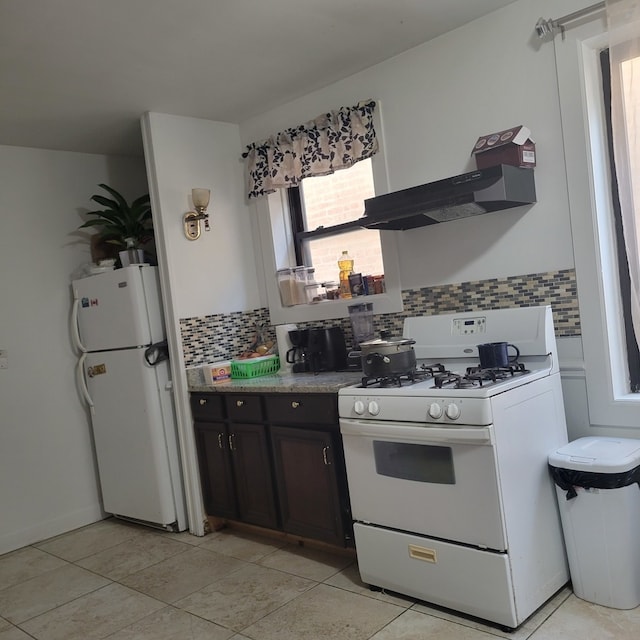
[0,503,106,555]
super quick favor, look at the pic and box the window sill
[269,291,402,325]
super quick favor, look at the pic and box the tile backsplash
[180,268,579,368]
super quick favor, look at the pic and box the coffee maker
[286,327,350,372]
[286,329,311,373]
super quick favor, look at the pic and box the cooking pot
[358,330,416,377]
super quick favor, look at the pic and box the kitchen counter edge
[187,370,363,394]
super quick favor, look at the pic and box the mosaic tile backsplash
[180,269,580,368]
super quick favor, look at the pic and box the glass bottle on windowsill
[338,250,354,299]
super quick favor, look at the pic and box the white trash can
[549,437,640,609]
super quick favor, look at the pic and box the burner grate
[360,365,445,389]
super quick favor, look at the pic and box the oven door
[340,418,507,551]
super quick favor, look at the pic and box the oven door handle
[339,419,494,445]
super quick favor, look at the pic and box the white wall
[142,112,261,320]
[0,145,149,554]
[239,0,585,290]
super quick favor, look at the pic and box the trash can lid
[549,436,640,473]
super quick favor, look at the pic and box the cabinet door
[230,423,279,529]
[271,425,345,546]
[194,422,238,520]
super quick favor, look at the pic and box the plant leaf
[97,184,129,212]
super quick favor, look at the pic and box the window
[600,48,640,391]
[252,118,404,326]
[556,19,640,428]
[288,158,384,284]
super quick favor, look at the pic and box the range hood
[360,164,536,231]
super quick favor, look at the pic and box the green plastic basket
[231,355,280,379]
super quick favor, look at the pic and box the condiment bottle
[338,250,354,299]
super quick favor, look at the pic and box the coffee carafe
[286,329,311,372]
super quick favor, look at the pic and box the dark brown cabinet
[191,393,278,530]
[271,425,345,546]
[190,390,352,547]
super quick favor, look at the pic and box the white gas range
[338,305,570,631]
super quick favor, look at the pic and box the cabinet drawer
[266,394,337,426]
[191,393,225,421]
[225,394,264,423]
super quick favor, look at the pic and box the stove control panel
[338,394,493,426]
[452,316,486,335]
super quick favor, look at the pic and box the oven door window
[373,441,455,484]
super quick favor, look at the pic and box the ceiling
[0,0,518,157]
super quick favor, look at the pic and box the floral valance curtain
[242,99,378,200]
[606,0,640,349]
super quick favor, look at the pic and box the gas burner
[419,363,447,376]
[467,362,530,379]
[432,362,531,389]
[360,368,434,388]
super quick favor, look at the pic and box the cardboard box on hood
[471,125,536,169]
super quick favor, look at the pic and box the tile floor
[1,518,639,639]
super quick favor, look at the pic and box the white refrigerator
[72,265,187,531]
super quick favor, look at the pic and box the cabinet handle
[228,434,236,451]
[217,433,223,449]
[199,398,207,405]
[322,446,331,466]
[236,400,244,407]
[291,401,300,409]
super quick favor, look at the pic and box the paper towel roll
[275,323,297,373]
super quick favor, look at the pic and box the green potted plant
[78,184,154,266]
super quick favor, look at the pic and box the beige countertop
[188,368,363,394]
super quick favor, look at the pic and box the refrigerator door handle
[77,353,95,413]
[71,289,88,353]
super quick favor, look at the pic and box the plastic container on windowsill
[230,355,280,379]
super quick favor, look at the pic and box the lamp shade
[192,188,211,208]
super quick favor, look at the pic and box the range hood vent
[360,164,536,231]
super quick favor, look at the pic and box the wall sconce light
[183,188,211,240]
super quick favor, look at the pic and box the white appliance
[72,265,187,532]
[338,305,569,630]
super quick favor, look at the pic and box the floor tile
[119,546,246,603]
[412,586,572,639]
[35,519,145,562]
[258,543,353,581]
[105,605,234,639]
[20,583,165,640]
[324,562,415,608]
[0,563,109,624]
[0,627,34,640]
[370,609,500,639]
[176,562,315,632]
[529,594,640,639]
[0,547,68,591]
[151,528,210,546]
[198,529,286,563]
[76,531,190,580]
[242,583,405,640]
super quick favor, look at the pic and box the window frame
[251,106,404,326]
[555,19,640,428]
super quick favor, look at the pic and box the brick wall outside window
[301,159,384,283]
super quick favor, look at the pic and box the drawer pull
[228,434,236,451]
[322,446,331,466]
[217,433,223,449]
[236,400,244,407]
[291,401,300,409]
[408,544,437,563]
[199,398,207,406]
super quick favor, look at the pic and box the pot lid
[360,330,416,348]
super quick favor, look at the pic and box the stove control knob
[354,400,366,415]
[368,401,380,416]
[445,403,461,420]
[428,403,443,419]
